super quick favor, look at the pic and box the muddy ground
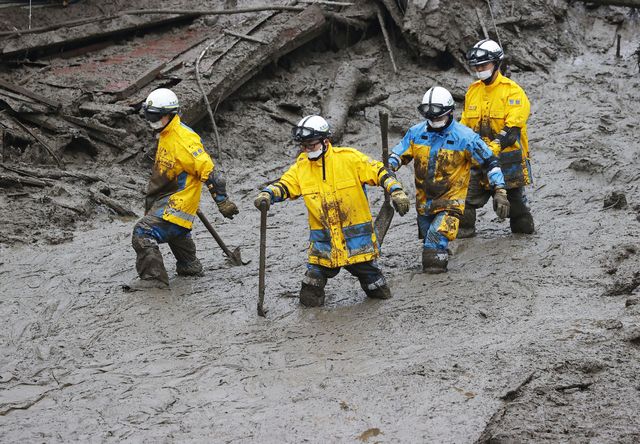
[1,1,640,442]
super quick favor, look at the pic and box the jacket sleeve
[177,139,214,182]
[355,151,402,194]
[459,96,470,127]
[388,130,414,171]
[490,85,530,153]
[467,133,506,189]
[262,162,301,203]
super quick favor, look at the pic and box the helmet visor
[292,125,327,142]
[418,103,450,119]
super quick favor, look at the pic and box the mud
[1,1,640,442]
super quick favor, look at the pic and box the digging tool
[373,110,394,247]
[196,209,248,266]
[257,201,268,317]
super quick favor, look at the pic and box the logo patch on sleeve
[508,99,521,106]
[191,148,204,157]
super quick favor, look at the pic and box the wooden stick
[0,14,121,37]
[376,5,398,74]
[223,30,267,45]
[0,79,59,109]
[475,7,489,39]
[299,0,355,6]
[12,119,63,168]
[123,6,305,16]
[573,0,640,6]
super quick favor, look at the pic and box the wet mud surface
[1,1,640,442]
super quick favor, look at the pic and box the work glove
[493,188,510,219]
[217,198,239,219]
[254,191,271,211]
[390,189,410,216]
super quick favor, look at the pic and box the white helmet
[142,88,179,122]
[466,39,504,66]
[291,115,331,142]
[418,86,455,119]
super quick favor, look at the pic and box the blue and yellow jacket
[146,115,214,229]
[389,119,505,217]
[263,144,402,268]
[460,72,532,188]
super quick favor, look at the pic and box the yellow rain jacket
[145,115,214,229]
[460,71,532,188]
[264,144,402,268]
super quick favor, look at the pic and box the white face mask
[427,117,448,129]
[307,148,323,159]
[148,120,165,130]
[475,69,493,81]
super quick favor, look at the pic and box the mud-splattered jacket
[263,144,402,268]
[145,115,214,229]
[460,72,532,188]
[389,119,505,217]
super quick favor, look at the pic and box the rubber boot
[457,207,476,238]
[299,283,326,307]
[176,259,204,277]
[422,249,448,274]
[365,284,392,300]
[510,213,535,234]
[123,278,169,292]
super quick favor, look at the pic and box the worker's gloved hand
[493,188,510,219]
[390,189,410,216]
[217,198,239,219]
[254,191,271,211]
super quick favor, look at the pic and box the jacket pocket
[342,222,375,257]
[336,178,357,190]
[309,229,332,260]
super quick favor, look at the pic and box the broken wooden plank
[1,13,201,60]
[122,6,305,16]
[0,173,50,188]
[61,115,128,138]
[376,4,398,74]
[179,5,328,126]
[0,79,59,109]
[0,14,121,37]
[322,62,364,142]
[109,61,167,100]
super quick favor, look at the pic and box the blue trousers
[417,212,453,251]
[304,261,387,293]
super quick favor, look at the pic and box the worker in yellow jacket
[127,88,239,291]
[459,39,535,237]
[254,115,410,307]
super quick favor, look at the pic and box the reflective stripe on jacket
[264,144,402,268]
[460,72,532,188]
[389,120,505,217]
[145,115,214,229]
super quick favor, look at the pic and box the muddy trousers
[131,215,203,285]
[459,168,534,237]
[418,211,459,272]
[301,261,390,306]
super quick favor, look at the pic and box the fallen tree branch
[322,62,364,142]
[0,173,50,188]
[89,189,137,217]
[13,119,63,168]
[349,92,390,113]
[376,4,398,74]
[0,14,121,37]
[223,30,267,45]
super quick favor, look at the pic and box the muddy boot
[176,259,204,277]
[365,284,392,300]
[422,249,448,274]
[510,213,535,234]
[457,207,476,238]
[123,278,169,292]
[299,283,326,307]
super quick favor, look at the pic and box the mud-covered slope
[1,1,640,442]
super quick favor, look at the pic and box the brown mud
[1,1,640,442]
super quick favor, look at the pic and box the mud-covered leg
[131,216,170,286]
[508,187,535,234]
[419,212,459,273]
[458,168,491,238]
[345,260,391,299]
[300,264,341,307]
[169,233,203,277]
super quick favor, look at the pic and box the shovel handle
[257,202,268,317]
[196,209,235,259]
[379,111,390,204]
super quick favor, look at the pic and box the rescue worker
[389,86,508,273]
[458,39,534,237]
[253,115,410,307]
[126,88,239,290]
